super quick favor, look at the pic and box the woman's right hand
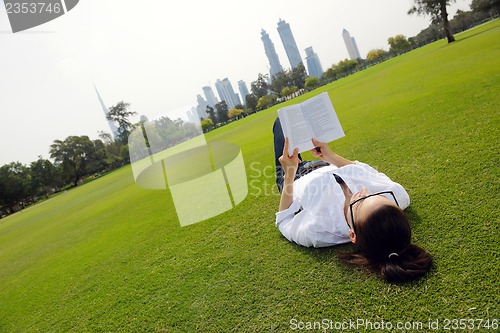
[310,138,353,167]
[310,138,335,161]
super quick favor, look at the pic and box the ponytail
[379,245,433,283]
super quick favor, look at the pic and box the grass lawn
[0,20,499,332]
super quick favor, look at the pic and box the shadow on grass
[289,240,352,263]
[405,206,422,227]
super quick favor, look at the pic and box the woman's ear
[349,229,357,244]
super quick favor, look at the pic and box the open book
[278,92,344,155]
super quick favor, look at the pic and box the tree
[414,22,442,46]
[206,105,216,123]
[451,9,475,32]
[388,35,412,52]
[228,108,244,120]
[471,0,500,16]
[408,0,456,43]
[50,136,105,186]
[106,101,137,143]
[322,67,337,82]
[245,94,258,113]
[304,76,319,90]
[256,94,278,110]
[290,63,307,89]
[336,59,359,75]
[366,49,388,62]
[214,101,229,124]
[281,85,298,97]
[269,70,291,96]
[200,118,214,133]
[98,131,124,168]
[87,139,109,173]
[0,162,31,212]
[250,73,269,98]
[30,157,58,198]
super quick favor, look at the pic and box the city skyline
[0,0,474,166]
[194,18,317,123]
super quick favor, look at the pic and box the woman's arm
[279,173,295,211]
[278,137,300,211]
[310,138,353,167]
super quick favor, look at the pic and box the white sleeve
[340,161,411,209]
[276,208,315,247]
[275,199,302,228]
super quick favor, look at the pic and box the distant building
[237,80,250,105]
[94,85,119,139]
[202,86,218,107]
[304,46,323,78]
[195,94,209,120]
[215,78,240,110]
[342,29,361,60]
[277,19,302,69]
[260,29,283,78]
[187,107,199,124]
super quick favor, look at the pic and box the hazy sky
[0,0,472,166]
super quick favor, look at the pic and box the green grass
[1,20,499,332]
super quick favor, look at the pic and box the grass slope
[0,21,499,332]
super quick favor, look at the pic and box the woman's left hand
[278,137,300,177]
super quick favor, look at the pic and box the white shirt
[275,161,410,248]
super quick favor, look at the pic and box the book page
[301,92,344,143]
[278,105,313,155]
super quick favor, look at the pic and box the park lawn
[0,20,498,332]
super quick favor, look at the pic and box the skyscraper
[215,78,240,110]
[202,85,218,107]
[277,19,302,69]
[94,85,119,139]
[195,94,209,120]
[237,80,250,105]
[304,46,323,78]
[342,29,361,60]
[260,29,283,78]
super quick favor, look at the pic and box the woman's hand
[310,138,353,167]
[278,137,300,177]
[310,138,335,161]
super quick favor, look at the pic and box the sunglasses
[349,191,399,233]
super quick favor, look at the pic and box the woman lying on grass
[273,118,432,283]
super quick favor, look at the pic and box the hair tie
[388,252,399,259]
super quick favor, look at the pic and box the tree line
[1,0,497,218]
[0,102,199,218]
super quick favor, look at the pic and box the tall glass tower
[260,29,283,77]
[94,85,119,139]
[237,80,250,105]
[215,78,240,110]
[304,47,323,78]
[342,29,361,60]
[277,19,302,69]
[202,86,218,107]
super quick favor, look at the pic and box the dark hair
[338,204,432,283]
